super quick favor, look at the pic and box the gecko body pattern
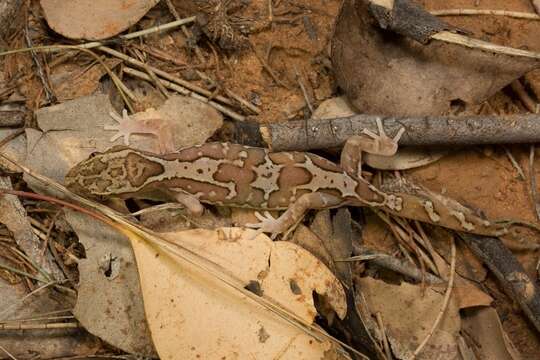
[65,143,507,237]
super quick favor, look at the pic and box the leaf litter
[0,0,540,358]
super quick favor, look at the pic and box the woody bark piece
[260,114,540,152]
[460,234,540,333]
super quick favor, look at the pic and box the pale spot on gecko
[450,211,475,231]
[423,200,441,222]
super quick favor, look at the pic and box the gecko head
[65,146,164,199]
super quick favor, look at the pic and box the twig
[0,322,79,330]
[249,40,290,89]
[530,145,540,220]
[24,20,56,104]
[511,79,538,113]
[460,233,540,332]
[432,31,540,60]
[99,46,236,107]
[0,280,58,320]
[0,345,17,360]
[122,66,246,121]
[294,65,313,114]
[164,0,205,64]
[0,128,24,149]
[431,8,540,20]
[375,312,392,360]
[504,146,526,180]
[408,236,456,359]
[342,248,443,285]
[224,88,261,114]
[259,113,540,151]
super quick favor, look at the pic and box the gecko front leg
[105,109,175,153]
[246,193,344,239]
[341,118,405,179]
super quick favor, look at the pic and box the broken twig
[260,114,540,151]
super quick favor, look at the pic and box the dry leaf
[40,0,160,40]
[358,277,461,359]
[461,307,521,360]
[131,227,348,359]
[66,211,157,357]
[332,0,539,116]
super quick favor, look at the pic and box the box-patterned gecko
[65,112,508,238]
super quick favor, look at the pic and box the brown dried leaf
[40,0,160,40]
[332,0,540,116]
[133,227,348,358]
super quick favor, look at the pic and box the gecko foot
[104,109,133,145]
[245,211,285,240]
[362,118,405,155]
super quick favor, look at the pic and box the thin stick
[376,312,392,360]
[249,40,290,89]
[294,65,313,114]
[504,146,526,180]
[24,21,56,104]
[0,280,57,320]
[0,129,24,149]
[432,31,540,60]
[408,237,456,359]
[0,322,79,330]
[431,9,540,20]
[164,0,205,64]
[99,46,235,107]
[511,80,538,113]
[123,67,246,121]
[0,345,17,360]
[224,88,261,114]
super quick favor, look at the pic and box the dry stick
[0,322,79,330]
[24,22,56,104]
[343,250,443,285]
[98,46,236,107]
[164,0,205,64]
[409,237,456,360]
[0,280,58,320]
[123,67,246,121]
[431,9,540,19]
[529,145,540,221]
[249,40,290,89]
[260,114,540,151]
[224,88,261,114]
[511,79,539,113]
[460,233,540,333]
[375,312,392,360]
[294,65,313,114]
[432,31,540,59]
[140,61,170,99]
[0,129,24,149]
[503,146,526,180]
[0,345,16,360]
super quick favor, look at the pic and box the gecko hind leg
[246,193,344,239]
[341,118,405,179]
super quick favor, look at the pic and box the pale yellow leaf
[131,227,348,359]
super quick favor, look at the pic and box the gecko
[65,114,509,238]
